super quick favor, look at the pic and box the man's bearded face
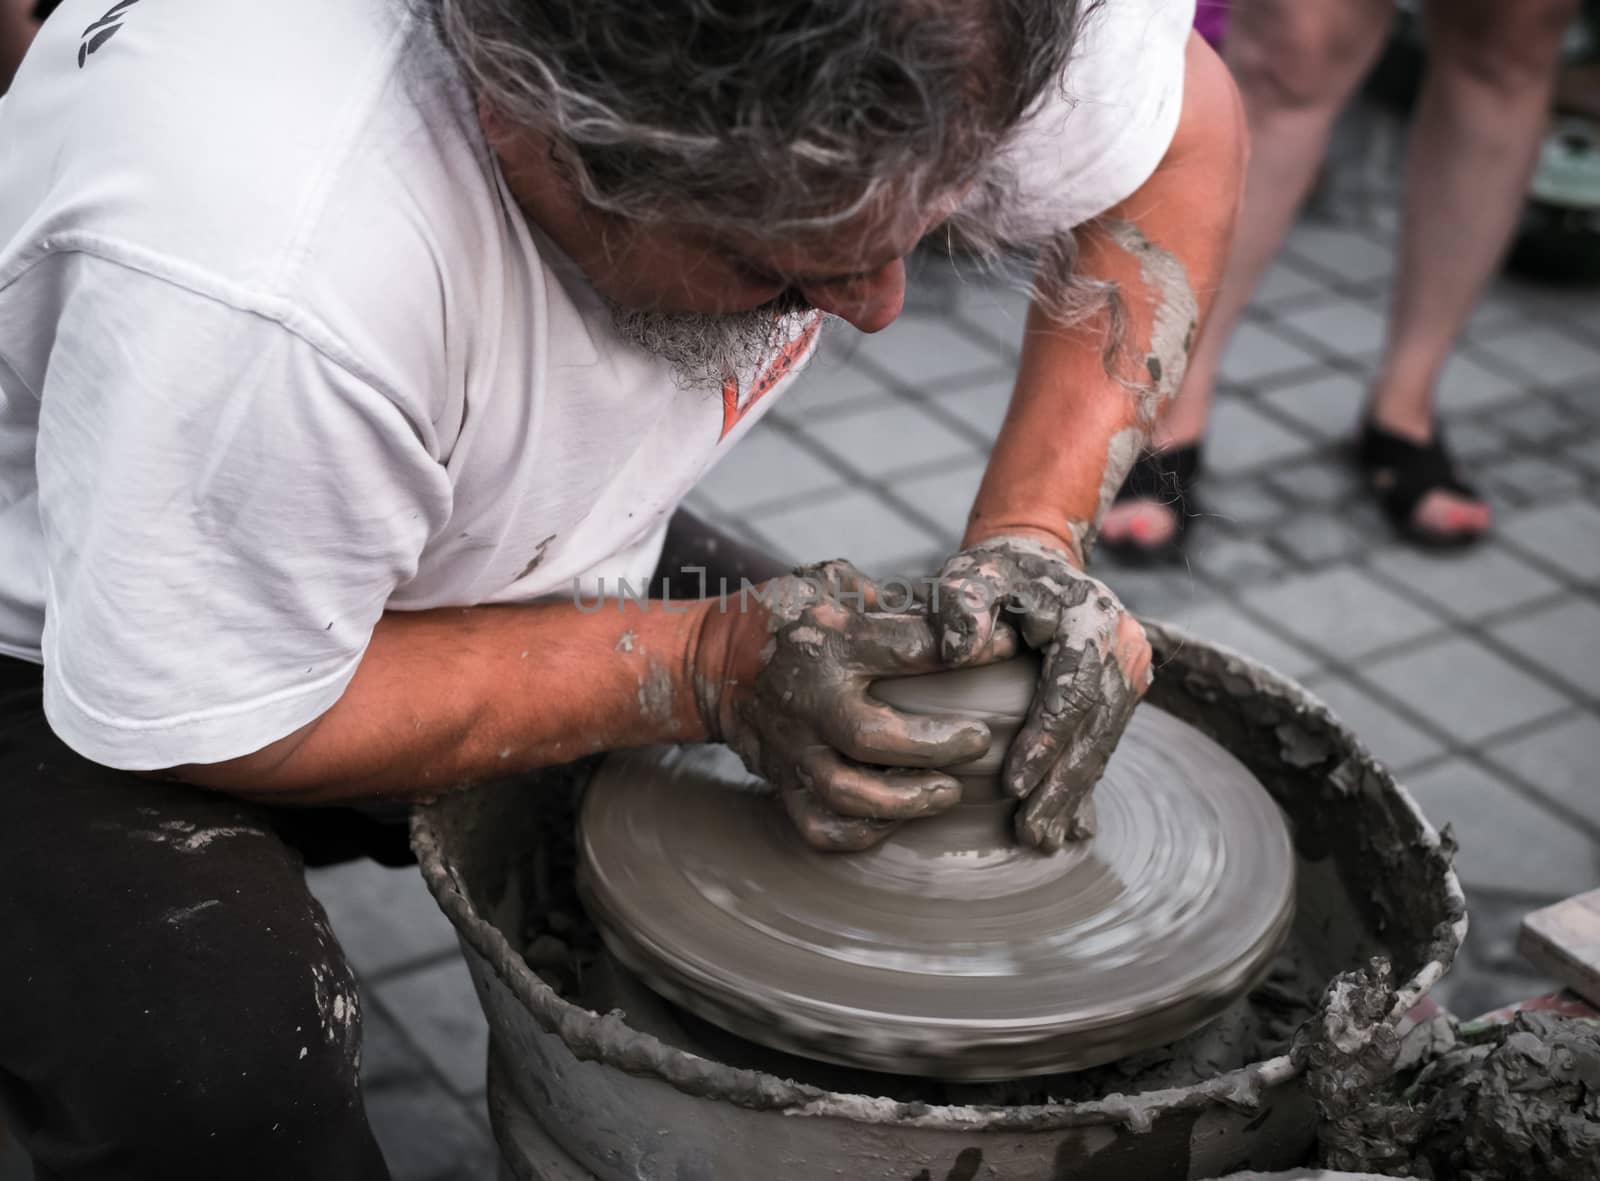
[604,288,819,391]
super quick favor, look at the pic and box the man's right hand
[693,560,1010,851]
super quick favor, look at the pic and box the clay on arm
[963,34,1246,562]
[170,599,720,804]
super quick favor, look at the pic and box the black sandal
[1098,444,1203,566]
[1355,421,1488,550]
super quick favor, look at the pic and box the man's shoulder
[2,0,504,395]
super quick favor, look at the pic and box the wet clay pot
[575,667,1297,1080]
[412,622,1467,1181]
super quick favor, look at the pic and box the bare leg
[1103,0,1394,549]
[1368,0,1576,539]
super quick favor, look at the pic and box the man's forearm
[964,33,1246,561]
[172,598,720,803]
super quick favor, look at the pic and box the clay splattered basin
[412,623,1466,1180]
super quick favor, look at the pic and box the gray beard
[605,299,818,391]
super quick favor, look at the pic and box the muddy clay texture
[710,559,993,853]
[930,537,1146,850]
[576,704,1295,1080]
[411,622,1466,1179]
[1295,969,1600,1180]
[1102,217,1199,427]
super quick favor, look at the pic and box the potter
[0,0,1247,1175]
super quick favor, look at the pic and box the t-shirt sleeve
[35,260,453,770]
[979,0,1195,235]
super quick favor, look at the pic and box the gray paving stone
[1198,478,1289,530]
[1283,224,1395,284]
[1363,636,1571,744]
[1491,398,1584,447]
[1302,673,1446,771]
[1481,455,1587,505]
[1486,713,1600,835]
[1266,514,1376,566]
[1445,418,1511,463]
[1107,567,1205,622]
[1188,536,1288,584]
[1256,371,1364,441]
[1564,436,1600,477]
[889,460,987,546]
[797,401,977,476]
[1206,398,1318,476]
[362,1007,433,1087]
[1276,297,1390,359]
[927,372,1016,442]
[850,312,1011,385]
[1499,497,1600,582]
[1218,322,1322,385]
[372,957,491,1098]
[1435,353,1526,416]
[1266,456,1359,506]
[747,488,943,577]
[1367,543,1563,621]
[365,1076,496,1181]
[1242,567,1444,660]
[784,354,896,416]
[951,282,1034,352]
[1464,291,1528,340]
[1166,600,1323,680]
[307,862,460,979]
[1254,260,1331,305]
[694,423,844,513]
[1489,597,1600,700]
[1484,324,1600,386]
[1402,759,1598,896]
[1558,387,1600,428]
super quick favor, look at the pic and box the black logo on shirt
[78,0,143,68]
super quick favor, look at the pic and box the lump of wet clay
[1299,972,1600,1180]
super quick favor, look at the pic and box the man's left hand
[932,534,1152,851]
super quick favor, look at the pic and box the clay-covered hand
[696,560,1003,851]
[932,535,1152,850]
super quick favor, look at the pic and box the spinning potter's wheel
[577,657,1295,1080]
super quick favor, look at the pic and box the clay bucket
[411,622,1467,1180]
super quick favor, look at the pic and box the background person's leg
[1101,0,1394,552]
[1366,0,1578,539]
[0,661,391,1181]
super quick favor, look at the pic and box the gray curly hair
[434,0,1092,225]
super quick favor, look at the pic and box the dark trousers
[0,511,784,1179]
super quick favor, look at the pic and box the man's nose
[801,258,906,333]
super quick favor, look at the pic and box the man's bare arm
[170,600,722,804]
[964,33,1247,559]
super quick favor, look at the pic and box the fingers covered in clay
[797,748,963,819]
[823,695,991,768]
[934,535,1152,850]
[705,560,1001,845]
[781,788,901,851]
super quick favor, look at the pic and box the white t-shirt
[0,0,1192,769]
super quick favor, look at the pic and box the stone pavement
[7,197,1597,1181]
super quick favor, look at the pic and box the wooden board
[1520,888,1600,1007]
